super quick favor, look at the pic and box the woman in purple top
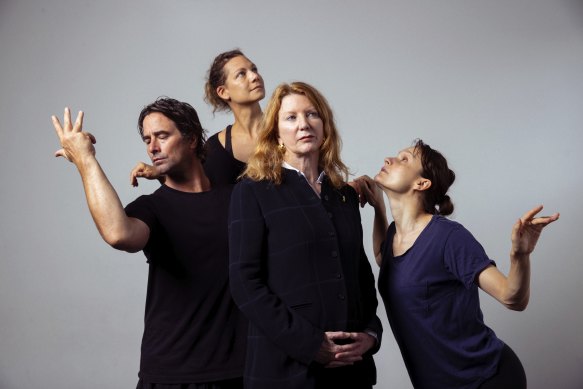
[354,139,559,389]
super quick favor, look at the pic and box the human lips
[152,156,166,165]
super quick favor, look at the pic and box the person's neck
[386,192,433,238]
[164,159,211,193]
[231,102,262,137]
[284,154,320,185]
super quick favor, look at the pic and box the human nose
[249,69,260,82]
[297,114,311,130]
[384,157,393,165]
[148,138,160,155]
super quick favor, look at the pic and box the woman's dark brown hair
[204,49,245,113]
[414,139,456,216]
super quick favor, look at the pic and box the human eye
[307,111,320,118]
[286,114,296,121]
[236,70,246,78]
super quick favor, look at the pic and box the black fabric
[125,185,246,384]
[136,377,243,389]
[313,367,373,389]
[224,125,233,155]
[478,344,527,389]
[228,169,381,389]
[203,128,246,187]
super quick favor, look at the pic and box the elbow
[103,230,140,253]
[107,235,129,251]
[506,303,527,312]
[110,241,141,253]
[504,296,530,312]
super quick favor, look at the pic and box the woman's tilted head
[204,49,264,113]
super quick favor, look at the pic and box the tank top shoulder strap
[225,125,234,156]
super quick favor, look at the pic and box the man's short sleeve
[125,195,158,235]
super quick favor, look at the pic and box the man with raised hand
[52,98,246,389]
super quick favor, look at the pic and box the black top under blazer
[228,168,382,389]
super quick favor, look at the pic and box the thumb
[54,149,71,162]
[512,218,523,237]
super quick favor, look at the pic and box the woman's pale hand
[511,205,559,257]
[352,175,384,209]
[130,161,164,187]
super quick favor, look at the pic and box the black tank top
[203,125,247,187]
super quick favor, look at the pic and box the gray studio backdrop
[1,0,581,388]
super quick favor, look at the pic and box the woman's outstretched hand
[511,205,559,258]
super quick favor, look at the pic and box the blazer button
[324,195,329,201]
[327,212,333,219]
[337,293,345,300]
[336,273,342,279]
[328,231,335,237]
[331,250,338,257]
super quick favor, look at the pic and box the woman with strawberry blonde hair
[244,81,347,187]
[229,81,382,389]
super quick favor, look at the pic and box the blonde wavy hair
[244,81,349,188]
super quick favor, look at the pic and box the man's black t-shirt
[125,184,246,384]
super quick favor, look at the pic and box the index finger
[325,331,350,340]
[130,166,141,187]
[521,205,544,222]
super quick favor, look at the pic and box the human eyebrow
[280,110,296,119]
[396,150,415,161]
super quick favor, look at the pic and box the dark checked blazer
[228,168,382,389]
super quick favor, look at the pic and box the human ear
[216,85,230,101]
[416,178,432,192]
[189,137,198,151]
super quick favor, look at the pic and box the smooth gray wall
[1,0,581,388]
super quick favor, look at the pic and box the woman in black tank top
[130,49,265,187]
[203,49,265,185]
